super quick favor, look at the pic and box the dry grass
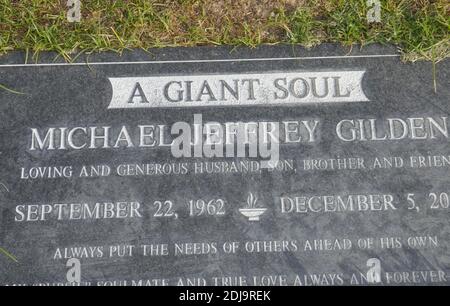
[0,0,448,61]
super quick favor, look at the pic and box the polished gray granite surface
[0,44,449,285]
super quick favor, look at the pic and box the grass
[0,0,448,62]
[0,247,18,263]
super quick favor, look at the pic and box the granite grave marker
[0,44,449,286]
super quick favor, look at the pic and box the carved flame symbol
[246,192,258,208]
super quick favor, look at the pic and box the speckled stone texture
[0,44,449,286]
